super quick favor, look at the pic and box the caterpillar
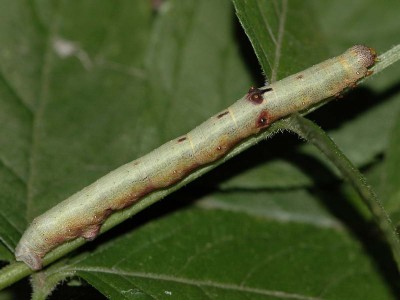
[15,45,376,270]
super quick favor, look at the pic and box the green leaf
[232,0,328,81]
[383,111,400,223]
[56,209,396,299]
[285,114,400,270]
[233,0,400,170]
[0,0,41,256]
[0,164,26,254]
[199,189,341,228]
[304,0,400,167]
[26,0,153,219]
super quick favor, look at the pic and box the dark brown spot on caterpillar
[256,110,270,129]
[296,74,304,79]
[178,137,187,142]
[247,86,263,104]
[217,111,229,119]
[247,86,272,104]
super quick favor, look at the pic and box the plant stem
[371,44,400,76]
[0,262,31,290]
[286,114,400,270]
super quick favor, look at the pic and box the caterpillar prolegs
[15,45,376,270]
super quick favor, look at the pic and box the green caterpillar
[15,45,376,270]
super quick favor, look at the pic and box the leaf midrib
[75,266,322,300]
[25,25,55,222]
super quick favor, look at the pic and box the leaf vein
[74,267,323,300]
[0,211,22,250]
[26,10,60,220]
[271,0,287,82]
[0,71,34,114]
[0,156,26,184]
[256,1,277,46]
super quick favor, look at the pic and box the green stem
[370,44,400,76]
[1,44,400,290]
[0,262,31,290]
[286,114,400,270]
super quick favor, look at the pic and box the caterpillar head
[15,241,42,270]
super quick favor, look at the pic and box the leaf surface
[56,209,395,299]
[383,112,400,224]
